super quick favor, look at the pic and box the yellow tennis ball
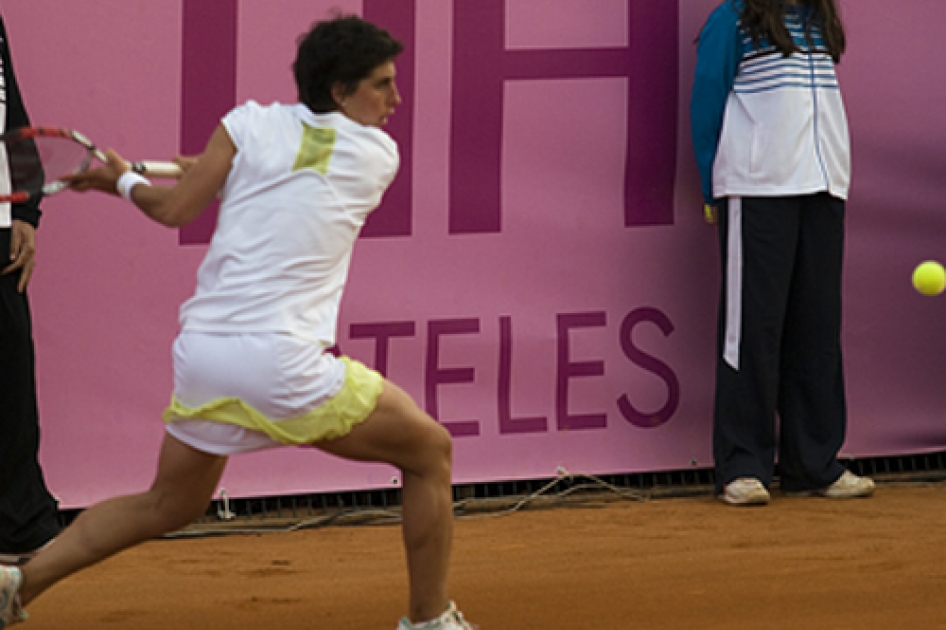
[912,261,946,296]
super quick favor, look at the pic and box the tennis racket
[0,126,182,204]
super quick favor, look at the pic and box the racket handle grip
[130,160,183,179]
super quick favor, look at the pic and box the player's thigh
[313,379,451,473]
[150,433,228,516]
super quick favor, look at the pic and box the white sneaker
[718,478,770,506]
[817,470,875,499]
[396,601,478,629]
[0,565,27,628]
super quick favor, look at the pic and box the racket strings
[5,135,92,195]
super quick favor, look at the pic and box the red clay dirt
[20,483,946,629]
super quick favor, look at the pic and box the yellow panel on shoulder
[293,123,336,174]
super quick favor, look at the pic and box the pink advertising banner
[4,0,946,508]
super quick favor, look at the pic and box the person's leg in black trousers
[776,193,847,492]
[714,196,800,495]
[0,228,60,559]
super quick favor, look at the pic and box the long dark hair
[740,0,845,62]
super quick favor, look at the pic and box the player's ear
[331,83,348,111]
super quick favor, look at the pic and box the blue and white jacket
[690,0,850,205]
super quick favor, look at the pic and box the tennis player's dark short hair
[294,15,404,113]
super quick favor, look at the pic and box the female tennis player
[0,15,475,630]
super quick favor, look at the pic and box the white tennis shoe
[816,470,875,499]
[0,566,27,628]
[782,470,876,499]
[718,477,771,506]
[396,601,477,629]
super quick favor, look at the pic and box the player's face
[339,61,401,127]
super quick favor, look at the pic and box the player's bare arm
[65,124,235,227]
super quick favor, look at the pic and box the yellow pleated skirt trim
[163,357,383,446]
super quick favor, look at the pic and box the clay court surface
[19,482,946,629]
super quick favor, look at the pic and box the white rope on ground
[161,472,654,540]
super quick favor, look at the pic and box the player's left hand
[2,219,37,292]
[173,155,201,177]
[63,149,129,196]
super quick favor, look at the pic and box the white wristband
[116,171,151,202]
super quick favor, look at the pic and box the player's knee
[432,420,453,457]
[420,419,453,473]
[148,488,211,533]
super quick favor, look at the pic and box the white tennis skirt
[165,331,354,455]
